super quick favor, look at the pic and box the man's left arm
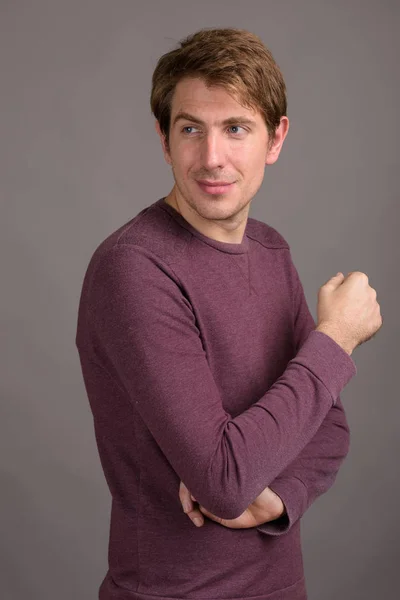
[257,259,351,536]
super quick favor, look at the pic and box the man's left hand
[179,481,285,529]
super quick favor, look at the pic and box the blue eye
[228,126,243,134]
[182,126,198,134]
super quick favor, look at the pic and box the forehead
[170,77,262,122]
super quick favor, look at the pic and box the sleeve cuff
[256,476,309,536]
[291,329,357,404]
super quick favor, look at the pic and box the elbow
[202,496,246,521]
[216,498,247,520]
[192,478,249,521]
[192,429,261,520]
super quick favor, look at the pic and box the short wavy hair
[150,27,287,149]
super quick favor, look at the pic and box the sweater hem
[100,574,307,600]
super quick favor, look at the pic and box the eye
[227,125,246,135]
[182,126,199,134]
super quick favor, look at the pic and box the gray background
[1,1,398,598]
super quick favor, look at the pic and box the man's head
[150,27,289,237]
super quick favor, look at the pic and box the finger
[179,481,193,514]
[324,272,344,288]
[187,507,204,527]
[199,505,223,525]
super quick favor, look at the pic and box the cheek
[246,146,266,171]
[230,151,260,179]
[240,153,266,188]
[171,144,194,173]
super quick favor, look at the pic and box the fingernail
[193,517,203,527]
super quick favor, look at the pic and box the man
[76,27,382,600]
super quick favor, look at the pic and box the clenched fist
[316,271,383,355]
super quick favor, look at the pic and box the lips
[197,180,233,186]
[196,180,235,195]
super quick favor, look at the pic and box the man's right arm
[85,244,357,521]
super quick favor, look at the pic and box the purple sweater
[75,197,357,600]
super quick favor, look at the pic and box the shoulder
[79,204,186,313]
[246,216,290,250]
[91,201,189,269]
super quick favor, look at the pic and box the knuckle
[352,271,368,283]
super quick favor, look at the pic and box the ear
[155,120,172,166]
[265,116,290,165]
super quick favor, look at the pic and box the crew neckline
[155,197,249,255]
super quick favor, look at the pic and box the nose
[200,131,226,171]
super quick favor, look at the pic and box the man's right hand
[179,481,285,529]
[315,271,383,355]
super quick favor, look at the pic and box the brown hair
[150,27,287,150]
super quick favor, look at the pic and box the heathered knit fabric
[75,197,357,600]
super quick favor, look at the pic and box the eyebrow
[172,111,257,128]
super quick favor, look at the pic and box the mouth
[196,180,235,195]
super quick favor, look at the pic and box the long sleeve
[87,243,356,520]
[257,260,351,536]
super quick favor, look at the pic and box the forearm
[257,395,350,535]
